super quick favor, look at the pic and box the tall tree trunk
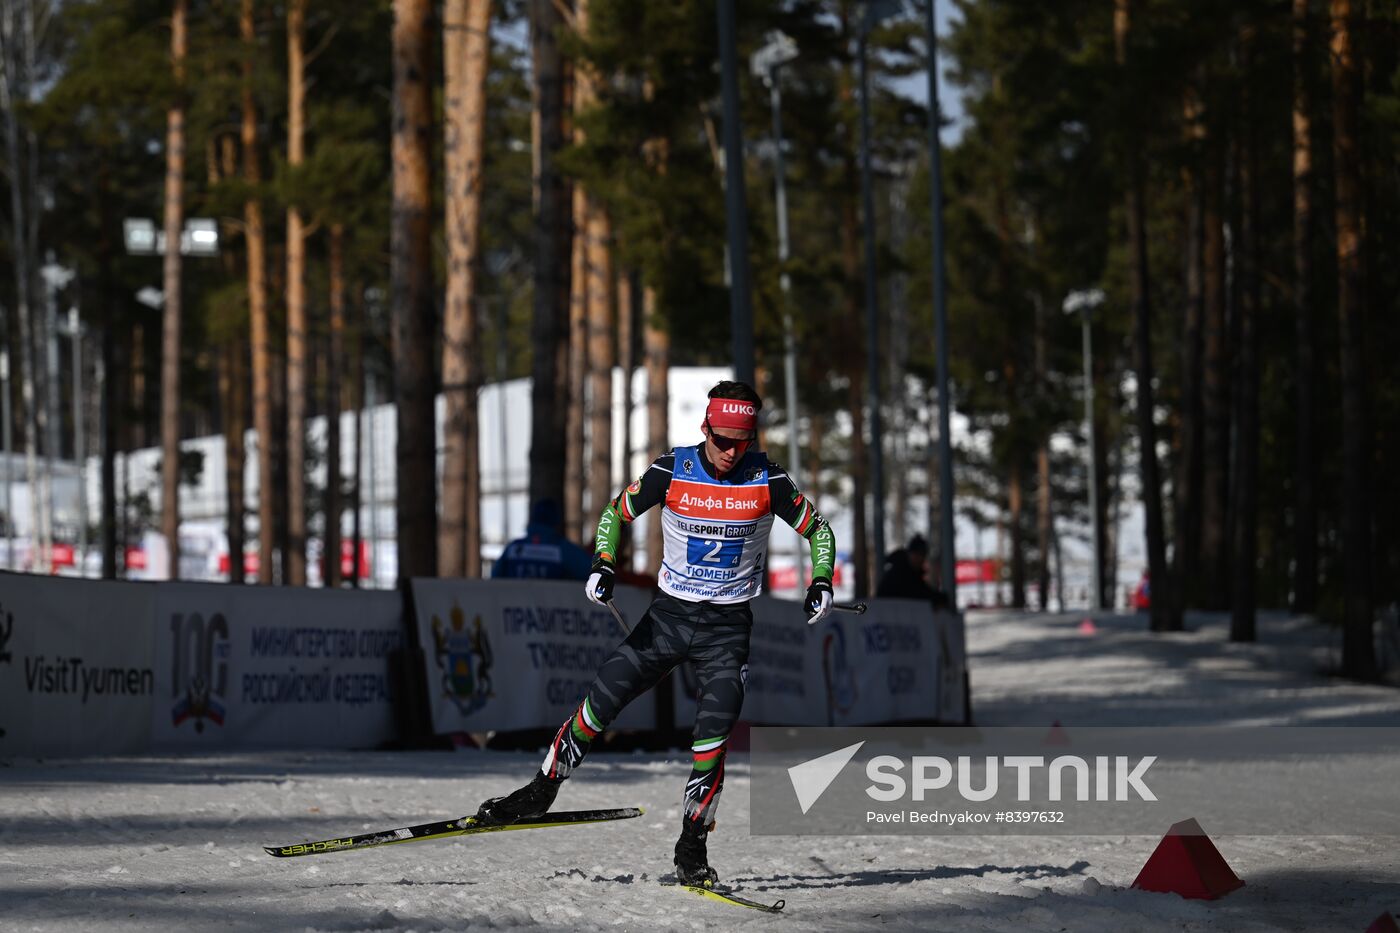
[1035,295,1052,612]
[1199,132,1228,610]
[160,0,188,579]
[22,0,53,573]
[618,270,635,493]
[563,0,593,544]
[242,0,274,583]
[527,0,570,511]
[564,190,588,540]
[1116,0,1171,631]
[1172,81,1206,627]
[1035,457,1051,606]
[1330,0,1373,678]
[643,285,667,574]
[214,133,246,582]
[0,2,41,573]
[271,248,290,582]
[1007,460,1026,608]
[926,395,943,588]
[848,377,870,599]
[285,0,308,585]
[392,0,437,581]
[586,207,615,532]
[95,156,119,578]
[325,224,346,586]
[840,200,870,595]
[1292,0,1319,614]
[990,186,1026,609]
[440,0,490,578]
[224,338,248,582]
[1231,26,1261,642]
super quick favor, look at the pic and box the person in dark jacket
[877,534,935,600]
[491,499,593,580]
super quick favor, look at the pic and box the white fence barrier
[673,596,968,728]
[410,579,657,735]
[0,574,157,757]
[411,579,968,734]
[1,571,969,758]
[0,572,402,757]
[150,583,402,749]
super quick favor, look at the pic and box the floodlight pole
[41,260,73,573]
[754,32,805,585]
[858,4,887,573]
[68,307,87,575]
[1064,288,1105,609]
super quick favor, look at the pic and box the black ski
[264,807,643,858]
[663,881,786,913]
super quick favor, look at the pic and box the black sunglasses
[706,423,755,452]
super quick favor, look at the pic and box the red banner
[956,559,1000,584]
[767,563,844,591]
[49,543,75,569]
[217,551,260,579]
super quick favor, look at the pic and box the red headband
[705,398,758,433]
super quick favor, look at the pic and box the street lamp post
[1064,288,1105,609]
[857,1,899,577]
[66,307,88,576]
[122,216,218,580]
[752,30,804,584]
[851,0,896,582]
[40,259,75,573]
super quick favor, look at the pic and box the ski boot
[673,817,719,887]
[474,771,561,826]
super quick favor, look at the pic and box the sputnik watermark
[866,755,1158,802]
[755,726,1400,836]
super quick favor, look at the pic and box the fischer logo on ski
[263,807,643,858]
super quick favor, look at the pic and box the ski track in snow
[2,610,1398,931]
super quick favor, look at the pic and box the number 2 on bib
[686,536,742,568]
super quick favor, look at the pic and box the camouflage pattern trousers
[541,593,751,826]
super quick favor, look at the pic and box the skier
[475,380,837,887]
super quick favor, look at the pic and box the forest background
[0,0,1395,677]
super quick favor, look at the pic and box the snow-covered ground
[3,609,1398,931]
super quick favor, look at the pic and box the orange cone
[1131,818,1244,900]
[1044,721,1071,746]
[1078,618,1098,635]
[1365,913,1400,933]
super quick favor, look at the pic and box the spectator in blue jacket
[491,499,592,580]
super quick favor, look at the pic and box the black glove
[585,562,616,605]
[804,576,833,625]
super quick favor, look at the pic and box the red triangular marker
[1365,913,1400,933]
[1131,818,1245,900]
[1078,618,1098,635]
[1044,721,1071,746]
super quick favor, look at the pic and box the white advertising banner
[411,579,656,734]
[0,572,158,757]
[674,597,968,728]
[151,583,402,749]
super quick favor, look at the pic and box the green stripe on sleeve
[593,500,624,568]
[808,520,836,580]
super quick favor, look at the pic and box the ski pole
[606,600,632,634]
[832,602,867,615]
